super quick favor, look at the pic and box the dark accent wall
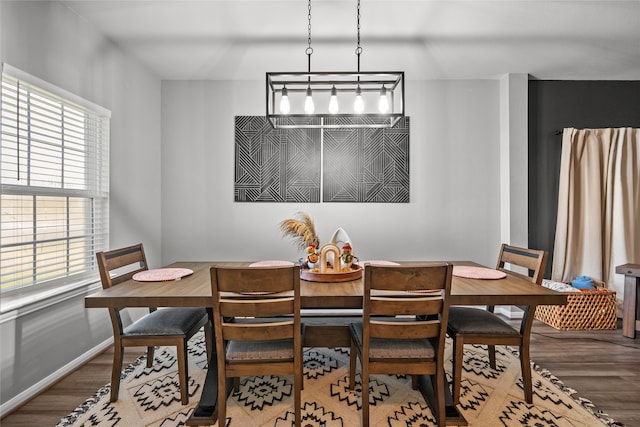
[528,80,640,278]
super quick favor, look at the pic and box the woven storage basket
[535,288,617,330]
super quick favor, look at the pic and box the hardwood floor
[0,347,143,427]
[526,319,640,426]
[1,321,639,426]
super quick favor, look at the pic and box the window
[1,64,110,296]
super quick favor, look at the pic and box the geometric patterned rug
[56,333,621,427]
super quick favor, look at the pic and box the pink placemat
[453,265,507,279]
[249,260,295,267]
[133,268,193,282]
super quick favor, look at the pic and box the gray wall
[0,1,162,408]
[160,80,504,265]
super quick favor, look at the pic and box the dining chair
[210,265,304,427]
[348,263,453,427]
[96,243,211,404]
[447,243,548,404]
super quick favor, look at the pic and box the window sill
[0,277,102,321]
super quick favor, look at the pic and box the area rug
[57,333,621,427]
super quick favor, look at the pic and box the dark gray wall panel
[528,81,640,278]
[234,116,321,202]
[323,117,410,203]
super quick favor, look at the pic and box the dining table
[85,260,568,426]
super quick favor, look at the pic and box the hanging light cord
[306,0,313,74]
[356,0,362,74]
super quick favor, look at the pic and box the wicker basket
[535,288,617,330]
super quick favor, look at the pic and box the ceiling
[61,0,640,81]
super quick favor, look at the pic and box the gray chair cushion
[124,307,207,336]
[447,307,517,335]
[226,339,294,362]
[350,322,435,360]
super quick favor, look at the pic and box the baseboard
[494,305,524,319]
[0,337,112,417]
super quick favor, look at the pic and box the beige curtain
[552,128,640,307]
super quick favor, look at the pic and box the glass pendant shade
[353,86,365,114]
[328,85,339,114]
[378,86,389,114]
[304,86,315,114]
[279,86,290,114]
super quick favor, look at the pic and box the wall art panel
[234,116,321,202]
[323,117,410,203]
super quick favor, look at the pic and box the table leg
[417,373,468,426]
[186,308,228,426]
[622,275,639,338]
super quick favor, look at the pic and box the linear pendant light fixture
[266,0,405,129]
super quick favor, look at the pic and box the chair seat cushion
[124,307,207,336]
[447,307,517,335]
[226,339,294,362]
[350,323,435,360]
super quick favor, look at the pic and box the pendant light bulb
[328,85,339,114]
[279,86,290,114]
[378,86,389,114]
[354,85,365,114]
[304,86,315,114]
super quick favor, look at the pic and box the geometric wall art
[234,116,321,202]
[323,117,409,202]
[234,116,409,203]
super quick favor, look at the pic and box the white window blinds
[1,64,110,294]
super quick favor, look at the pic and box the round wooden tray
[300,264,363,282]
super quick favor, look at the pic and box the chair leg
[110,344,124,402]
[435,368,446,427]
[218,359,227,427]
[361,362,369,427]
[520,345,533,404]
[146,346,155,368]
[300,346,305,391]
[488,344,497,370]
[411,375,419,390]
[203,321,213,362]
[349,339,357,390]
[452,336,464,405]
[294,368,302,427]
[177,340,189,405]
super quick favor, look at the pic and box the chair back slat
[214,266,297,294]
[223,321,295,341]
[370,320,441,340]
[219,297,295,318]
[369,296,443,317]
[96,244,147,289]
[496,244,548,285]
[369,265,451,292]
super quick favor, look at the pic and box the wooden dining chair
[96,244,211,404]
[447,243,548,405]
[210,265,304,427]
[348,263,453,427]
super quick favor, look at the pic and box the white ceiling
[61,0,640,81]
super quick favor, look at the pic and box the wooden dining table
[85,261,568,426]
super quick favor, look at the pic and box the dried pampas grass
[280,211,320,251]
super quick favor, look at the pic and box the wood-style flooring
[1,320,639,426]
